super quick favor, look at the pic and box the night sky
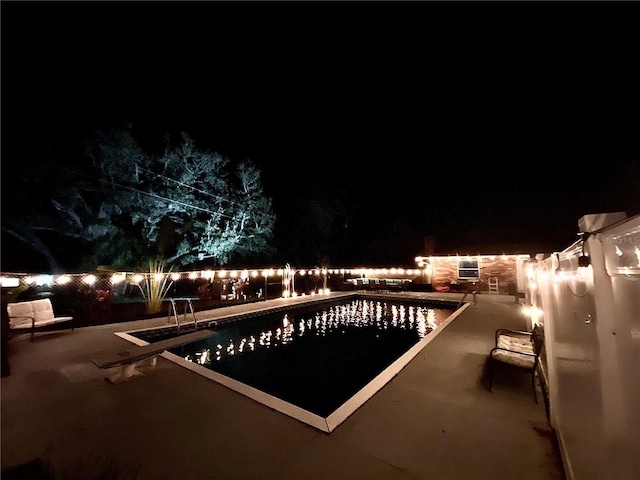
[2,1,640,269]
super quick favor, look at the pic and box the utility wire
[100,178,226,216]
[58,166,235,219]
[133,163,240,207]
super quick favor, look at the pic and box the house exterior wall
[429,254,528,293]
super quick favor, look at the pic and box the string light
[2,260,508,299]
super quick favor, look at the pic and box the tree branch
[1,225,61,273]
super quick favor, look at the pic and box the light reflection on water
[186,299,443,367]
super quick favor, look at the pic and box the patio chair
[488,323,544,403]
[6,299,75,342]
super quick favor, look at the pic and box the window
[458,258,480,281]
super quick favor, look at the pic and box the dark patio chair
[488,323,544,403]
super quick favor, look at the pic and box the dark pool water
[133,297,456,417]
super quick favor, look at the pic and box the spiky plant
[136,258,173,315]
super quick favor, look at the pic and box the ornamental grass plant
[135,258,173,315]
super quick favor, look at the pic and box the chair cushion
[31,299,56,322]
[492,349,536,368]
[497,334,534,354]
[6,302,34,328]
[10,317,73,329]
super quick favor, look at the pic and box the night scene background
[2,1,639,273]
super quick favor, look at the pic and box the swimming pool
[124,294,467,432]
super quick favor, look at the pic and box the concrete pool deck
[1,292,565,479]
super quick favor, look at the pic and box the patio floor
[1,292,565,479]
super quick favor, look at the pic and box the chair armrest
[8,314,35,330]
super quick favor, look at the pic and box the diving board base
[104,356,158,384]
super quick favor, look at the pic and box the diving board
[93,329,215,384]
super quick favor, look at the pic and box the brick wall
[430,255,519,293]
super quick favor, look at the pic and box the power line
[133,163,240,207]
[58,166,235,219]
[101,178,226,216]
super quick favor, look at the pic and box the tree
[2,127,275,271]
[85,129,275,269]
[1,137,100,273]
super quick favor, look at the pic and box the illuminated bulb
[83,274,97,285]
[111,273,126,284]
[132,274,144,284]
[171,273,181,281]
[0,277,20,287]
[188,272,198,280]
[56,275,71,285]
[35,275,53,286]
[577,264,593,282]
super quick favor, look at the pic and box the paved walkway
[1,293,565,479]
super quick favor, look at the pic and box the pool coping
[116,296,470,433]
